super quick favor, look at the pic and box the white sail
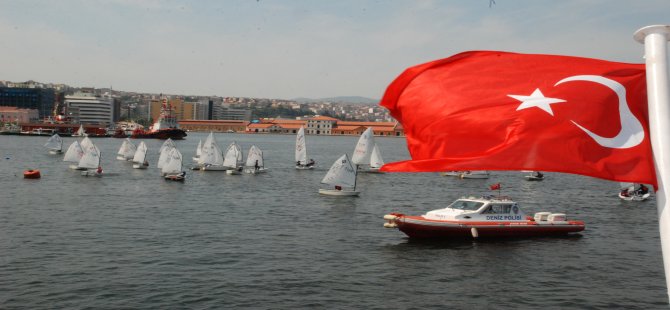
[321,154,357,188]
[352,127,375,165]
[370,143,384,169]
[159,138,176,155]
[223,142,243,168]
[63,141,84,162]
[196,140,202,157]
[117,138,136,160]
[162,148,183,175]
[199,132,224,166]
[44,134,63,151]
[73,124,86,137]
[295,126,308,165]
[80,136,93,150]
[245,145,264,168]
[157,145,174,169]
[78,144,101,169]
[132,141,148,164]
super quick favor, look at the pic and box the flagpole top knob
[634,25,670,43]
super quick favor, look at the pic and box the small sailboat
[223,142,244,175]
[193,139,202,162]
[116,138,137,161]
[319,154,360,196]
[295,126,315,169]
[351,128,385,173]
[368,144,385,173]
[619,182,651,201]
[64,141,85,169]
[199,132,226,171]
[78,144,103,176]
[44,133,63,154]
[132,141,149,169]
[525,171,545,181]
[157,138,176,169]
[72,124,87,137]
[244,145,267,174]
[162,148,186,181]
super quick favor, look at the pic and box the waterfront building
[0,106,39,123]
[244,116,404,136]
[306,115,337,135]
[178,120,248,132]
[64,90,114,125]
[0,87,56,119]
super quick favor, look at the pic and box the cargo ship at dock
[116,97,187,140]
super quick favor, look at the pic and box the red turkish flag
[380,51,656,187]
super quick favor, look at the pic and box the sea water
[0,133,666,308]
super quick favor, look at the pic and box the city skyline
[0,0,667,100]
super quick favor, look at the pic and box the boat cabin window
[482,204,512,214]
[448,200,485,211]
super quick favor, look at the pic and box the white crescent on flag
[555,75,645,149]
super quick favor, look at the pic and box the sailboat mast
[354,164,359,191]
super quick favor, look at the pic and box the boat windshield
[448,200,485,211]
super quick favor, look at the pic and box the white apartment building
[65,91,114,125]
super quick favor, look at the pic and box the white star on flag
[509,88,566,116]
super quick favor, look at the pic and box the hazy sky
[0,0,667,99]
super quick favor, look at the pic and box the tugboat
[130,98,187,140]
[383,196,584,239]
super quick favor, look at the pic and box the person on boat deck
[307,159,315,167]
[143,160,149,166]
[96,166,103,174]
[535,171,543,178]
[335,185,342,191]
[254,160,260,171]
[636,184,649,195]
[620,188,630,197]
[296,161,301,167]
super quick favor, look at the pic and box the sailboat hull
[132,163,149,169]
[201,165,228,171]
[226,168,242,175]
[295,165,314,170]
[318,189,360,196]
[48,150,62,155]
[245,168,268,174]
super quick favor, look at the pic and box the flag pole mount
[634,24,670,302]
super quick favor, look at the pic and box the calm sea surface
[0,132,667,309]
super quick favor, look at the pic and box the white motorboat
[460,171,490,179]
[384,195,585,239]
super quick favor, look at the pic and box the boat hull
[619,192,650,201]
[201,165,228,171]
[388,215,584,239]
[525,176,544,181]
[295,165,314,170]
[164,172,186,181]
[131,128,187,140]
[245,168,268,174]
[48,150,62,155]
[319,189,360,196]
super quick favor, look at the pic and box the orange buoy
[23,169,41,179]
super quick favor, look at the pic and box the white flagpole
[634,25,670,301]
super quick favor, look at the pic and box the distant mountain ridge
[293,96,379,105]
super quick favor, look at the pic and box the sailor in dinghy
[319,154,360,196]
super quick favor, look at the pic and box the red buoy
[23,169,41,179]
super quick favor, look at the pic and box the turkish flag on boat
[380,51,656,187]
